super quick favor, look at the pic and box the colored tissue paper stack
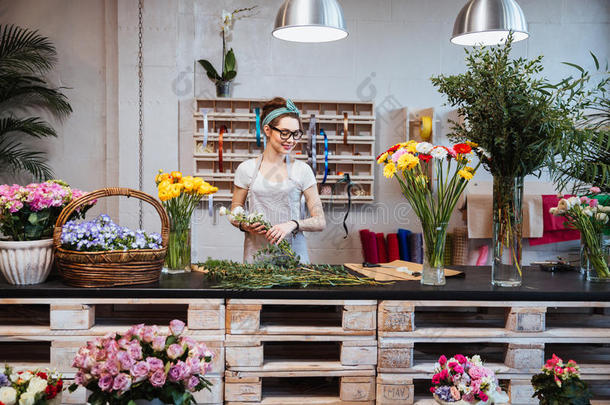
[359,228,423,264]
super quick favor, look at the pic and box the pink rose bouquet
[0,180,93,241]
[68,319,213,405]
[430,354,508,404]
[531,355,591,404]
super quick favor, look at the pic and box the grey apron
[243,155,309,263]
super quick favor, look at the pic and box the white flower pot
[0,238,54,285]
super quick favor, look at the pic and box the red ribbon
[218,125,226,172]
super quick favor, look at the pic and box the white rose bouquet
[0,366,63,405]
[550,187,610,279]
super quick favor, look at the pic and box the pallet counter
[0,267,609,404]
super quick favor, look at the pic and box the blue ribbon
[208,194,213,217]
[320,129,329,184]
[255,107,261,147]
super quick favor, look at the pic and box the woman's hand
[242,222,267,235]
[265,221,297,245]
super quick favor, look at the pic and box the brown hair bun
[260,97,302,130]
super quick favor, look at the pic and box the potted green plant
[531,355,592,405]
[197,7,257,98]
[431,33,592,287]
[0,24,72,180]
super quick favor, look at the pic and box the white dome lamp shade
[451,0,529,46]
[273,0,348,43]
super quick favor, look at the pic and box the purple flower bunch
[0,180,93,241]
[61,215,162,251]
[69,320,214,404]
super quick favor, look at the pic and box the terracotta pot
[0,238,54,285]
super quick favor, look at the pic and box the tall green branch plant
[431,33,593,286]
[0,24,72,180]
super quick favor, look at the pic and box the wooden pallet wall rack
[189,98,376,204]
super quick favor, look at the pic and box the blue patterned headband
[261,99,300,127]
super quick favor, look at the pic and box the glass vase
[421,223,448,286]
[164,224,191,273]
[584,233,610,283]
[491,176,524,287]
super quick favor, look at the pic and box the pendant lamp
[451,0,528,46]
[273,0,348,43]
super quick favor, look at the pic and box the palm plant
[551,54,610,193]
[0,24,72,180]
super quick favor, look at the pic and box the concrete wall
[2,0,609,265]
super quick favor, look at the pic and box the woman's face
[264,116,301,156]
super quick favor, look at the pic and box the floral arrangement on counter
[430,354,508,404]
[550,187,610,280]
[68,320,213,405]
[0,180,92,241]
[61,214,162,252]
[0,366,63,405]
[377,140,480,285]
[531,355,592,405]
[155,170,218,271]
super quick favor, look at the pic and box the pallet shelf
[187,98,376,203]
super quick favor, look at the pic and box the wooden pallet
[225,372,375,404]
[226,299,377,336]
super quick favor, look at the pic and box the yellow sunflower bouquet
[155,170,218,271]
[377,141,480,285]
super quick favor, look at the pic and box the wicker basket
[53,188,169,287]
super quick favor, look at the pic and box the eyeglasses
[268,124,304,141]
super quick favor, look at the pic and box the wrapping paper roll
[359,229,379,264]
[408,233,423,264]
[387,233,400,262]
[397,228,411,261]
[376,233,388,263]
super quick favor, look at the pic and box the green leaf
[562,62,585,73]
[590,51,599,70]
[224,70,237,81]
[197,59,221,81]
[224,48,236,75]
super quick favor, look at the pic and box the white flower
[246,213,257,222]
[477,147,491,159]
[221,10,233,32]
[26,376,47,394]
[232,206,245,216]
[557,198,571,212]
[415,142,434,154]
[430,147,448,159]
[599,205,610,213]
[596,212,609,224]
[470,355,482,366]
[568,196,581,207]
[583,207,594,217]
[0,387,17,405]
[219,206,228,216]
[549,207,558,215]
[18,392,35,405]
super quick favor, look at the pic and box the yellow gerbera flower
[397,153,419,171]
[465,141,479,148]
[170,171,183,181]
[458,169,474,180]
[464,166,475,173]
[383,162,397,178]
[377,152,389,164]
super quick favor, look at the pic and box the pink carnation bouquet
[0,180,93,241]
[430,354,508,404]
[68,320,213,405]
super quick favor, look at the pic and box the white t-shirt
[234,157,317,192]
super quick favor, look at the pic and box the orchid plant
[197,6,257,85]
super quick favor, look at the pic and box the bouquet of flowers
[61,215,162,252]
[550,187,610,279]
[531,355,592,405]
[377,141,479,284]
[155,170,218,270]
[219,206,297,260]
[430,354,508,404]
[68,319,213,405]
[0,366,63,405]
[0,180,92,241]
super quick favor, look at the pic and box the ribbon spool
[420,116,432,141]
[307,114,317,172]
[343,112,349,145]
[320,128,329,184]
[218,125,226,172]
[200,108,209,148]
[255,107,262,147]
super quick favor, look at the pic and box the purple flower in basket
[435,386,453,402]
[0,372,9,387]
